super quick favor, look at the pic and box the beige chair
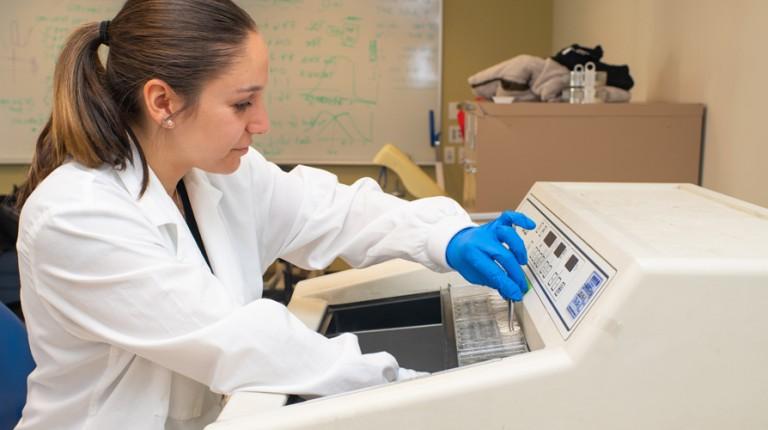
[372,144,445,199]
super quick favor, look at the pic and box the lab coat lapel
[114,144,245,302]
[183,170,247,304]
[114,148,179,231]
[114,145,209,269]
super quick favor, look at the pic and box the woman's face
[172,31,270,174]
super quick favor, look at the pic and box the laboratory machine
[207,182,768,430]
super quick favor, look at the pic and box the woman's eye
[234,101,252,112]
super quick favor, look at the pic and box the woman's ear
[142,79,181,127]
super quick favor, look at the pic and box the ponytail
[15,0,257,210]
[16,22,132,210]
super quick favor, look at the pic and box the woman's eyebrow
[236,85,263,93]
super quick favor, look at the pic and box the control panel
[517,197,616,338]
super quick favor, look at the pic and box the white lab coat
[15,146,473,430]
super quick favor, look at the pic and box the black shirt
[176,181,212,272]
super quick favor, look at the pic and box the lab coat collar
[184,169,246,303]
[113,140,226,231]
[114,141,245,302]
[182,169,223,213]
[114,142,178,228]
[183,172,238,274]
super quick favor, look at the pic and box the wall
[0,0,553,202]
[553,0,768,208]
[0,165,26,196]
[326,0,553,199]
[441,0,552,201]
[10,2,767,209]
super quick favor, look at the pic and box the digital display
[544,231,557,247]
[565,255,579,272]
[554,243,566,257]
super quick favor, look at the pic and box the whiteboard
[0,0,441,164]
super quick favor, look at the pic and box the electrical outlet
[443,146,455,164]
[448,125,462,143]
[448,102,458,120]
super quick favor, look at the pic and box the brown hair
[15,0,257,209]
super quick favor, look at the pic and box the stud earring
[162,117,175,129]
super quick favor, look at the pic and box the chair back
[0,302,34,430]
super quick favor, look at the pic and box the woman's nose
[246,107,270,135]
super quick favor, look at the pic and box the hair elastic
[99,20,110,46]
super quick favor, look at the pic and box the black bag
[0,192,21,315]
[0,193,19,253]
[553,43,635,91]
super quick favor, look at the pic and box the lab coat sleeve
[246,150,474,271]
[18,194,400,397]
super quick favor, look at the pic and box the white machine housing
[207,182,768,430]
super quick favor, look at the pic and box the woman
[14,0,534,428]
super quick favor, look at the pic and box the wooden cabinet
[462,102,704,212]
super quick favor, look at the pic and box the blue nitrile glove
[446,211,536,301]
